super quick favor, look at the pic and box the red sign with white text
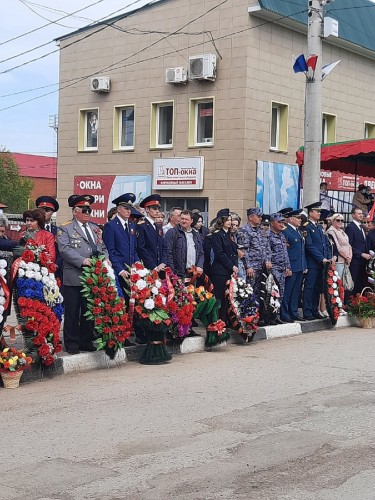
[320,170,375,191]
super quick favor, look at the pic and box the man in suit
[103,193,139,283]
[281,209,307,322]
[57,194,108,354]
[345,206,371,297]
[136,194,166,271]
[303,202,332,320]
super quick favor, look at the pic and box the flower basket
[1,370,23,389]
[357,316,375,329]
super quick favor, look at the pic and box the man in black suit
[345,207,371,298]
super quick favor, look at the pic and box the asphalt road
[2,327,375,500]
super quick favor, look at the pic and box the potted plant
[347,289,375,328]
[0,347,32,388]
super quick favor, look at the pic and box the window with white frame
[78,109,99,151]
[270,102,288,152]
[189,98,214,146]
[151,102,173,148]
[322,113,336,144]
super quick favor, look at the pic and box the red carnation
[86,277,94,285]
[94,268,101,275]
[92,286,99,294]
[38,344,50,357]
[39,252,49,266]
[43,354,55,367]
[22,250,35,263]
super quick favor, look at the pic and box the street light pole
[303,0,324,207]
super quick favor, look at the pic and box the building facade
[56,0,375,223]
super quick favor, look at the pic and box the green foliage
[0,151,33,213]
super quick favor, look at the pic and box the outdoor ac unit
[165,67,188,84]
[189,54,217,81]
[90,76,111,93]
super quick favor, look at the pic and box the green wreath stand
[135,318,172,365]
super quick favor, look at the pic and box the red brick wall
[29,177,57,203]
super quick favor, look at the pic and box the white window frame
[194,100,214,146]
[79,108,99,152]
[119,106,135,150]
[152,102,173,149]
[270,106,280,150]
[364,122,375,139]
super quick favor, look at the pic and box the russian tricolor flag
[293,54,318,73]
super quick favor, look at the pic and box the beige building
[56,0,375,223]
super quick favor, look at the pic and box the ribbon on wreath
[3,324,22,344]
[0,274,11,310]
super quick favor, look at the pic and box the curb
[19,316,361,383]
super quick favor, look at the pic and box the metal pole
[303,0,324,207]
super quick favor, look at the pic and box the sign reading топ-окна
[152,157,204,190]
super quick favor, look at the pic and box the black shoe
[186,329,201,337]
[303,316,315,321]
[312,313,322,319]
[124,339,136,347]
[292,316,306,322]
[67,350,80,355]
[280,317,294,323]
[273,318,286,325]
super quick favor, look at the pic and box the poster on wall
[152,157,204,190]
[256,161,299,213]
[74,175,152,224]
[320,170,375,191]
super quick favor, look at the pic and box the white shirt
[77,220,95,241]
[116,215,128,231]
[353,219,366,239]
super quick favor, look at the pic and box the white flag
[322,60,341,80]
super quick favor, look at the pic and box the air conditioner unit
[90,76,111,93]
[166,67,188,84]
[189,54,217,81]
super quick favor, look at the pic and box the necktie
[83,223,98,256]
[124,222,129,234]
[46,224,50,232]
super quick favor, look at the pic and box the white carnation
[136,279,147,290]
[32,264,40,272]
[0,297,5,305]
[18,268,25,278]
[161,296,166,305]
[151,286,159,295]
[137,268,149,278]
[154,279,162,289]
[25,270,34,279]
[144,298,155,310]
[0,259,7,269]
[34,272,42,281]
[0,288,4,296]
[0,269,6,277]
[0,305,4,314]
[0,314,3,323]
[41,267,49,276]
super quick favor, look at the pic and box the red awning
[296,139,375,176]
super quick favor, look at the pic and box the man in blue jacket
[164,210,204,278]
[303,202,332,320]
[103,193,139,283]
[281,209,307,322]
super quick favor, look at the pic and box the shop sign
[152,157,204,190]
[320,170,375,191]
[74,174,151,224]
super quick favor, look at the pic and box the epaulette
[214,229,220,233]
[60,220,72,226]
[137,220,145,224]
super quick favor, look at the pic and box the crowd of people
[1,189,374,355]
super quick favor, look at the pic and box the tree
[0,150,33,213]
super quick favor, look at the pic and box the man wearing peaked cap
[36,196,59,234]
[237,206,271,304]
[56,193,108,355]
[103,193,139,292]
[281,208,306,322]
[129,207,144,223]
[279,207,293,217]
[303,200,332,320]
[136,194,166,271]
[111,193,136,207]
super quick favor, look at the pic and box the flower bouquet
[129,262,172,364]
[259,268,281,325]
[0,258,11,327]
[80,256,131,359]
[13,239,63,368]
[227,276,259,342]
[188,283,229,347]
[0,347,32,388]
[323,262,344,325]
[166,271,195,340]
[347,287,375,328]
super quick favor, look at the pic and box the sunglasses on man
[76,207,92,214]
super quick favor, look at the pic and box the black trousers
[211,273,231,322]
[63,286,94,352]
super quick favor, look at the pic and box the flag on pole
[322,60,341,80]
[293,54,308,73]
[306,54,318,71]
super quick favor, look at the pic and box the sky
[0,0,152,157]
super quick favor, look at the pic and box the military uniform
[269,229,290,299]
[136,194,166,270]
[303,203,332,320]
[237,223,271,298]
[57,195,108,354]
[281,220,306,321]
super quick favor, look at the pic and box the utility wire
[0,6,308,112]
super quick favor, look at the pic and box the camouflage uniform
[269,229,291,298]
[237,223,271,298]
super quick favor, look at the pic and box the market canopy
[296,139,375,177]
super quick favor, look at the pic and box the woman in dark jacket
[209,209,238,322]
